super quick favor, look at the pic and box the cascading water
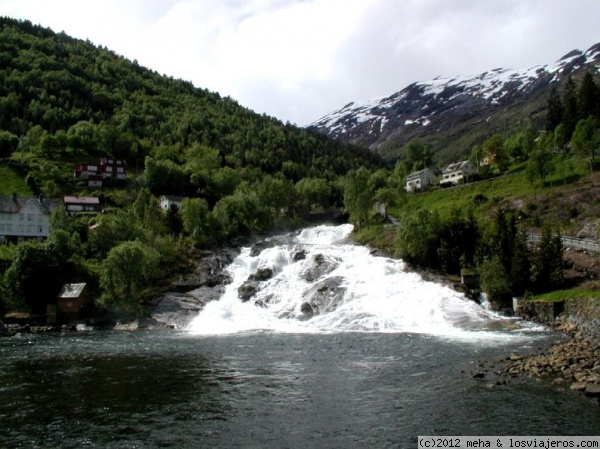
[187,224,537,339]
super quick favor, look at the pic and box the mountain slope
[0,16,382,197]
[309,44,600,163]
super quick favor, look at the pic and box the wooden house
[57,283,90,319]
[63,196,101,214]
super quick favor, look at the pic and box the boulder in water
[301,253,340,282]
[238,281,259,302]
[249,267,274,282]
[299,302,314,320]
[293,249,307,261]
[302,276,346,316]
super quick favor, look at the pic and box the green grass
[532,288,600,302]
[390,157,592,222]
[0,165,31,196]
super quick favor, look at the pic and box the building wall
[0,201,51,240]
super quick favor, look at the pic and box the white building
[439,160,478,187]
[405,168,436,192]
[159,195,184,211]
[0,195,62,242]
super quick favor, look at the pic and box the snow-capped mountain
[308,43,600,162]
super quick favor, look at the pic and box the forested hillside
[0,17,383,317]
[0,17,381,193]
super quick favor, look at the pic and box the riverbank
[356,225,600,399]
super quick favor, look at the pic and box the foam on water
[187,224,544,341]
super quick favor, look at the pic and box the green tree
[526,132,555,186]
[295,177,332,212]
[404,139,433,172]
[479,256,512,308]
[212,185,272,238]
[180,197,211,244]
[4,240,65,313]
[530,227,564,292]
[563,77,579,138]
[100,241,161,309]
[0,130,19,158]
[578,71,599,120]
[343,167,373,229]
[571,115,600,177]
[395,208,442,269]
[477,207,531,300]
[545,85,563,132]
[483,134,508,173]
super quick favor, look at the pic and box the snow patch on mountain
[308,43,600,152]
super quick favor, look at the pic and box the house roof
[57,283,87,299]
[160,195,184,203]
[406,168,433,181]
[63,196,100,205]
[0,196,61,214]
[443,160,472,173]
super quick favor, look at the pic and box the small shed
[57,283,90,319]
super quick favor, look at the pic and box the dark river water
[2,225,600,448]
[1,330,599,449]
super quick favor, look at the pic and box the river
[1,224,599,448]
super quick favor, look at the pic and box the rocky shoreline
[466,311,600,400]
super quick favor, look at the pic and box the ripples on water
[1,225,599,448]
[2,331,600,448]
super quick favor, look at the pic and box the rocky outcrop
[148,247,239,328]
[300,253,340,282]
[238,267,275,302]
[302,276,346,317]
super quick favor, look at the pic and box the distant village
[0,157,122,243]
[0,157,481,244]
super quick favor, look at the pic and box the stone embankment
[497,298,600,398]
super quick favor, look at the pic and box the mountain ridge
[308,43,600,163]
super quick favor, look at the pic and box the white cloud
[0,0,598,125]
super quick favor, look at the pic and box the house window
[105,166,113,172]
[0,224,4,232]
[117,167,124,173]
[28,214,35,221]
[27,225,34,233]
[7,224,12,232]
[18,224,24,232]
[19,214,24,221]
[38,225,43,233]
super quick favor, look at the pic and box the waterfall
[187,224,537,339]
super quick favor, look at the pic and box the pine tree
[545,86,564,132]
[578,71,600,119]
[563,77,579,138]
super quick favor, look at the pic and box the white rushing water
[187,224,539,340]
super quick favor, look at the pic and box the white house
[439,160,478,187]
[405,168,436,192]
[159,195,184,211]
[0,195,62,242]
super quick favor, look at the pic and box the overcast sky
[1,0,599,125]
